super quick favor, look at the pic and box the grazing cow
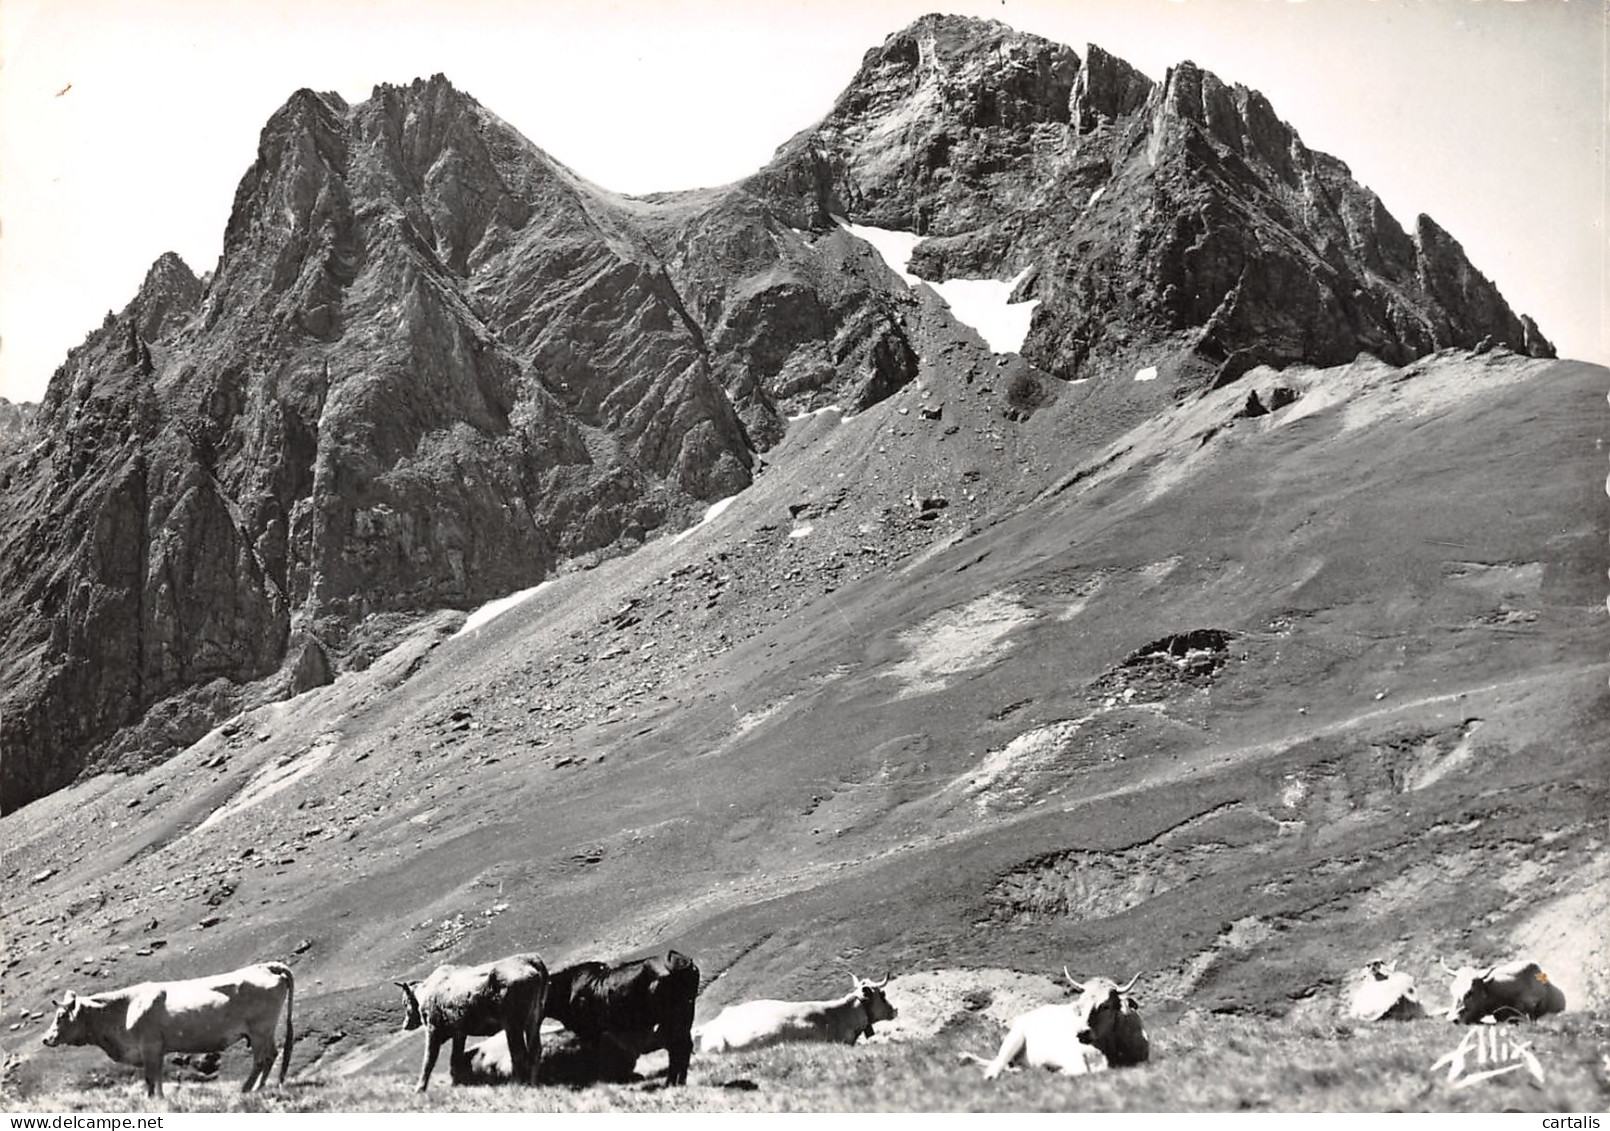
[1346,959,1426,1021]
[543,951,701,1085]
[41,962,294,1098]
[396,952,548,1091]
[962,969,1149,1079]
[694,974,896,1053]
[1440,958,1565,1023]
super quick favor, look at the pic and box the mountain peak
[0,16,1557,821]
[128,252,202,343]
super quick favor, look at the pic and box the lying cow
[456,1023,598,1087]
[962,969,1149,1079]
[42,962,294,1097]
[1346,959,1426,1021]
[396,952,548,1091]
[1441,957,1565,1023]
[695,974,896,1053]
[543,950,701,1085]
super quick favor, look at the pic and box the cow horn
[1117,972,1142,995]
[1438,957,1457,977]
[1063,966,1085,993]
[871,973,890,989]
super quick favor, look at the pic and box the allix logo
[1431,1023,1546,1089]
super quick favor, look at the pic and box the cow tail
[270,962,296,1085]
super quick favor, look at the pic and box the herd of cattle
[39,948,1567,1098]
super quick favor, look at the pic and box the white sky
[1,0,1603,404]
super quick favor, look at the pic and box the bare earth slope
[4,349,1604,1102]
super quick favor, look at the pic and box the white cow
[1346,959,1426,1021]
[962,969,1149,1079]
[42,962,295,1097]
[395,952,548,1091]
[695,975,896,1052]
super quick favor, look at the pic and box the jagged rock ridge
[0,17,1552,812]
[751,14,1553,385]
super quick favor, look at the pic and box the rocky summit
[0,15,1553,815]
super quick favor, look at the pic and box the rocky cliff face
[750,15,1553,389]
[0,20,1553,813]
[0,398,36,458]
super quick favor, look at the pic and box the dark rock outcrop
[0,79,765,811]
[0,398,37,461]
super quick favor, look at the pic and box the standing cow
[396,952,548,1091]
[695,974,896,1053]
[962,969,1149,1079]
[544,950,700,1085]
[41,962,294,1097]
[1440,958,1566,1023]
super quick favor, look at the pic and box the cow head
[1364,959,1398,981]
[851,974,897,1037]
[42,991,83,1047]
[1440,958,1491,1023]
[1065,969,1142,1053]
[395,981,424,1030]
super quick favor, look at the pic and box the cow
[1440,957,1565,1024]
[542,950,701,1085]
[1346,959,1426,1021]
[41,962,294,1098]
[395,952,548,1091]
[961,969,1149,1079]
[694,974,896,1053]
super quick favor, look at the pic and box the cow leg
[448,1035,469,1085]
[416,1031,445,1092]
[983,1024,1028,1080]
[666,1034,692,1086]
[143,1047,165,1099]
[505,1027,527,1085]
[666,997,696,1086]
[506,1026,533,1086]
[247,1039,278,1092]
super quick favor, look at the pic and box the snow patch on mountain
[838,219,1038,354]
[674,495,740,543]
[457,582,554,636]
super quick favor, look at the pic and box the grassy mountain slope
[4,348,1604,1109]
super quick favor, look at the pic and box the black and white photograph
[1,0,1605,1115]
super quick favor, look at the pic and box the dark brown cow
[544,950,700,1085]
[1441,958,1566,1023]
